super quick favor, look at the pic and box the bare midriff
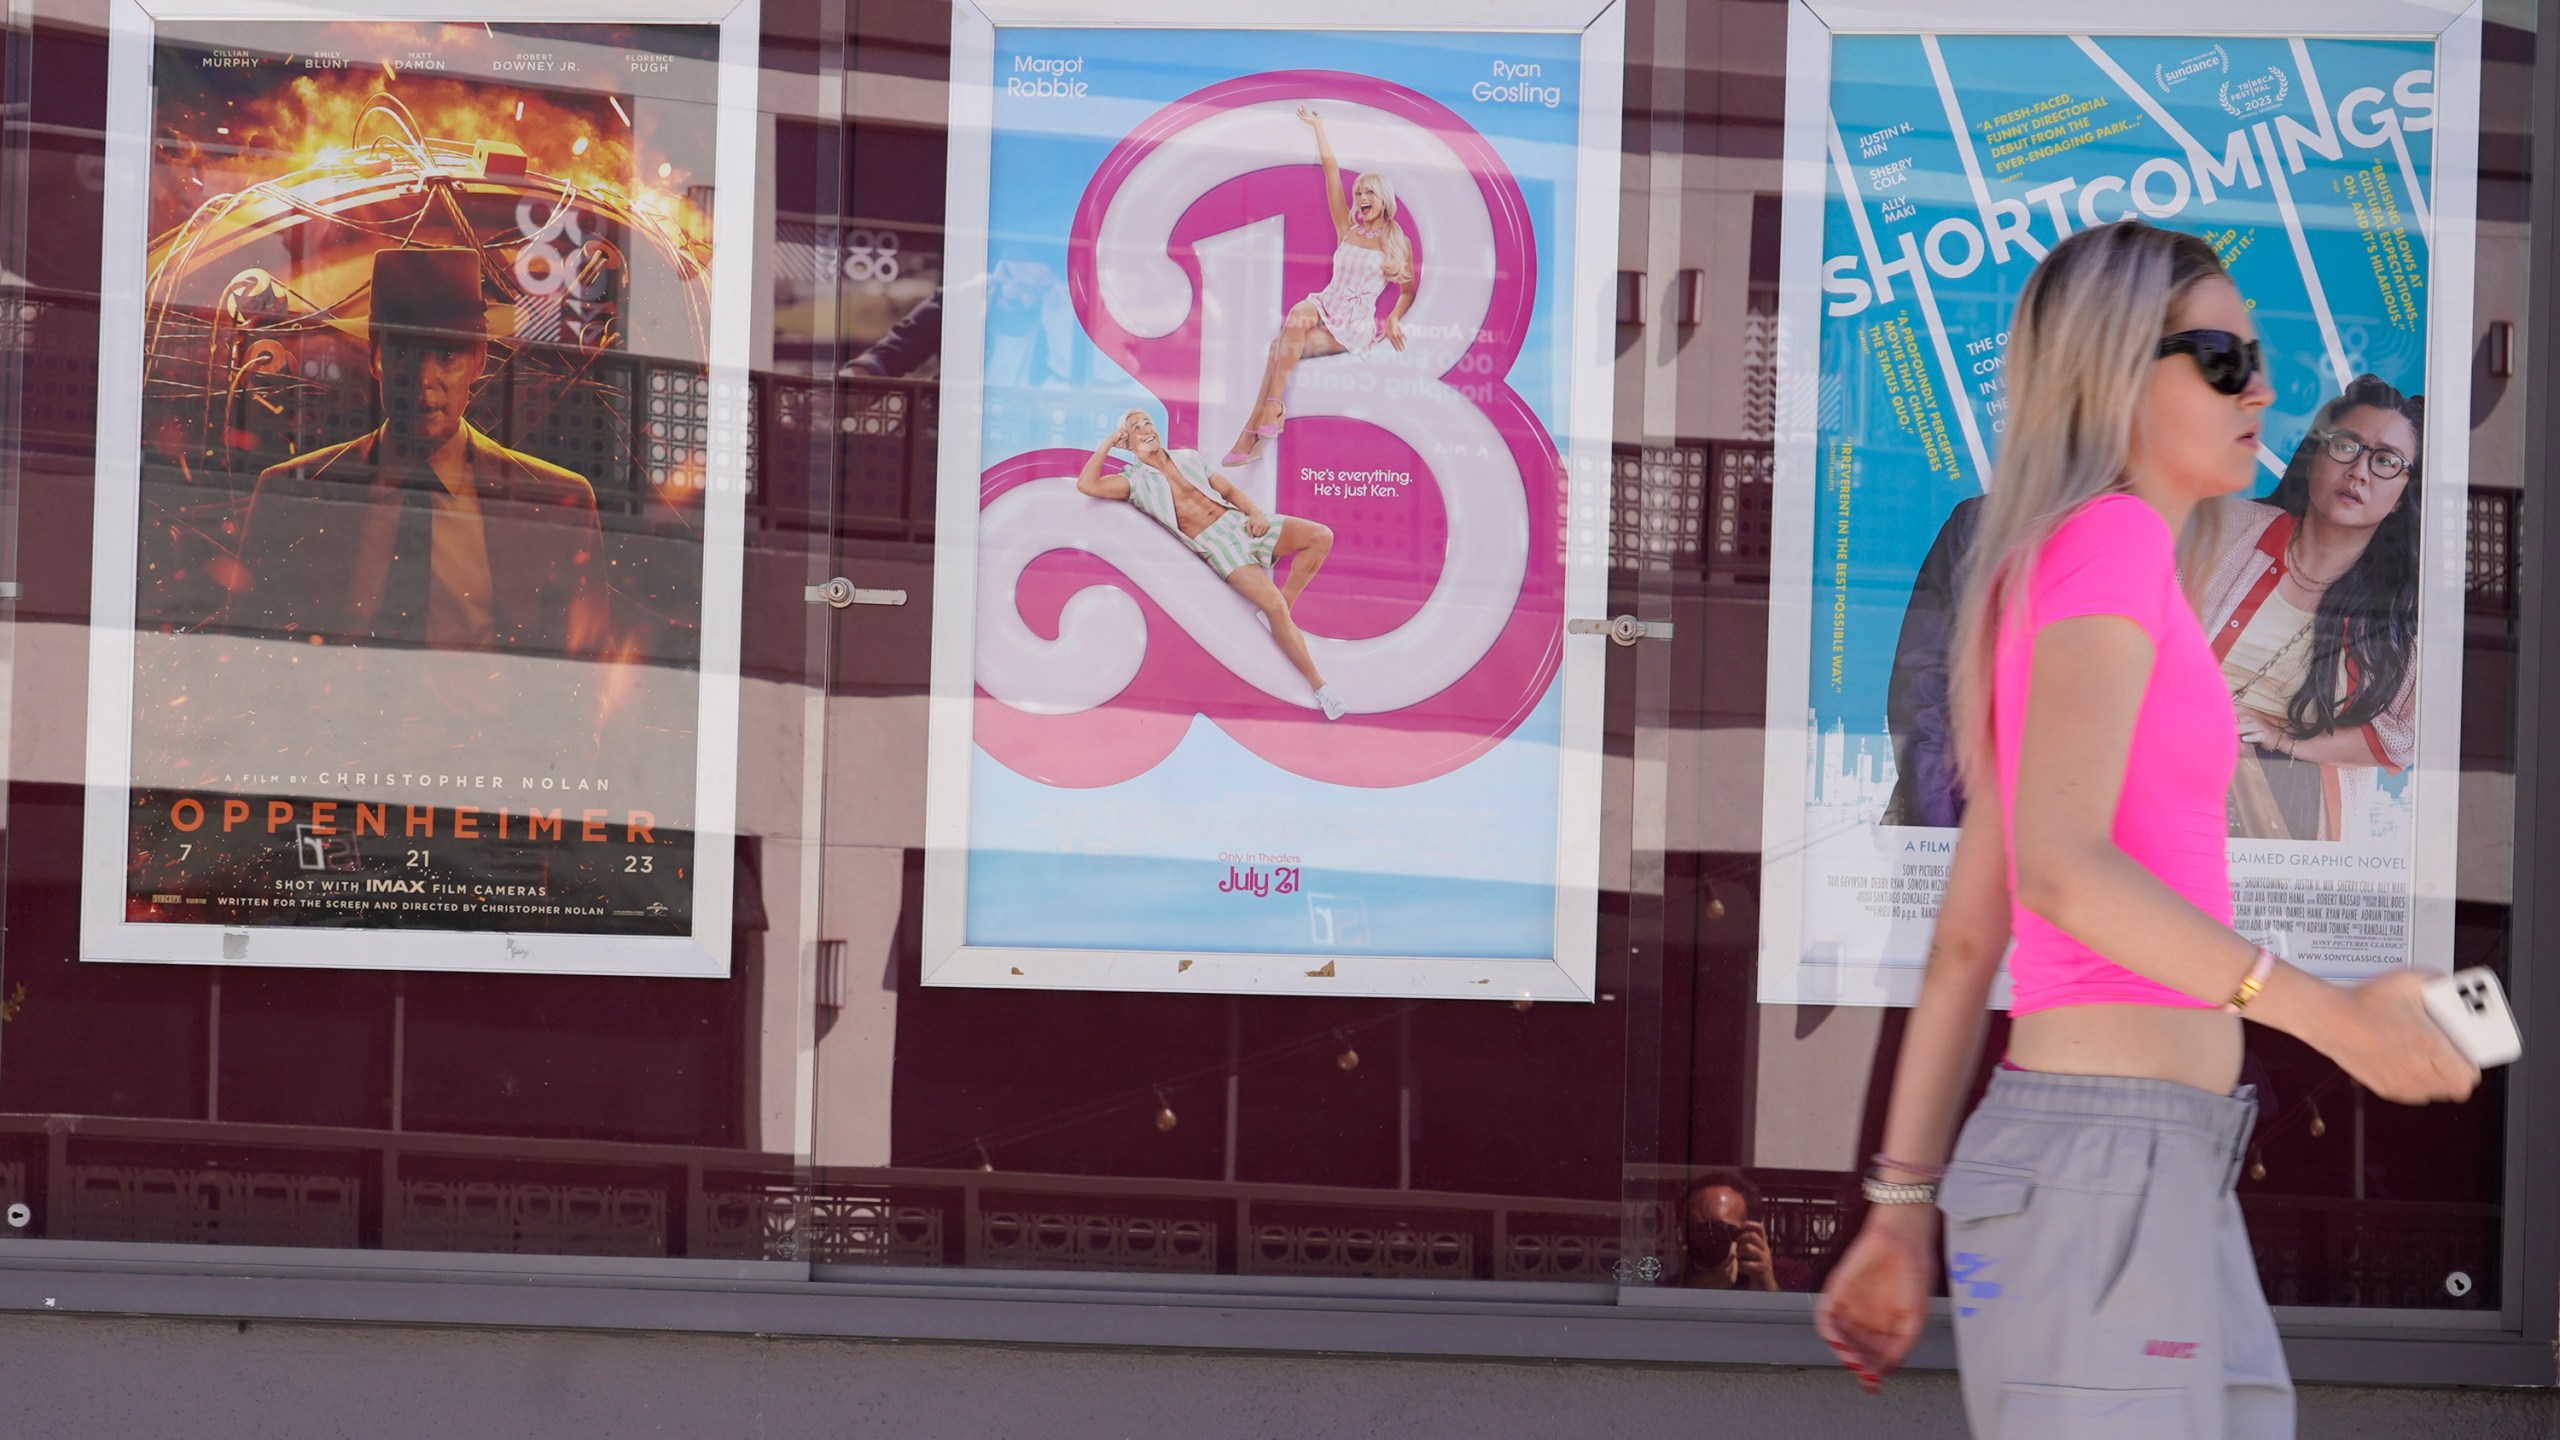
[2009,1003,2245,1095]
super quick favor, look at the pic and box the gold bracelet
[2223,946,2277,1014]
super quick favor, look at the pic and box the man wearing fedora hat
[230,246,608,656]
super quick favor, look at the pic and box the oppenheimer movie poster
[920,11,1621,1001]
[83,14,750,975]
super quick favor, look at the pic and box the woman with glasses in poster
[1221,106,1418,467]
[1812,222,2474,1440]
[2200,377,2423,843]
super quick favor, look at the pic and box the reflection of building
[1804,709,1895,817]
[2347,777,2414,850]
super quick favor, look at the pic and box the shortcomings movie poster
[82,8,756,976]
[922,6,1621,1000]
[1760,21,2480,1004]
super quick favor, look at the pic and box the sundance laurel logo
[2155,45,2228,91]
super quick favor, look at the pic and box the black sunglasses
[2157,329,2265,396]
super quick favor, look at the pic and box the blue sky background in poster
[1811,35,2436,779]
[968,27,1582,957]
[982,27,1578,452]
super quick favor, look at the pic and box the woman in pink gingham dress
[1221,106,1418,468]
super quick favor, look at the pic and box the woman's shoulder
[2047,492,2173,557]
[2026,494,2177,619]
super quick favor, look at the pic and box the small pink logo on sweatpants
[2143,1340,2200,1359]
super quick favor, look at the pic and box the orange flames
[261,71,664,198]
[158,61,708,249]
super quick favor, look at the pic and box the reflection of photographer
[1679,1168,1809,1291]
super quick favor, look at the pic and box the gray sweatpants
[1940,1069,2293,1439]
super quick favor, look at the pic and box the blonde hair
[1948,220,2232,793]
[1353,171,1414,286]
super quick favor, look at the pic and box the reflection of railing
[719,1167,1628,1283]
[12,276,2521,616]
[831,376,941,539]
[2243,1193,2500,1312]
[398,1172,668,1257]
[8,285,101,465]
[1608,440,1774,588]
[1615,438,2527,618]
[1751,1173,1850,1274]
[0,1114,2504,1306]
[71,1162,363,1249]
[0,1113,1624,1282]
[2467,487,2520,620]
[1,284,944,546]
[3,282,2537,608]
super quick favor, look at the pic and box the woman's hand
[1296,105,1321,129]
[1385,315,1406,350]
[2309,969,2480,1105]
[2234,705,2294,755]
[1815,1206,1935,1394]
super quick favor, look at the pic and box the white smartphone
[2421,968,2523,1069]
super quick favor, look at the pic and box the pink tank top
[1991,494,2236,1015]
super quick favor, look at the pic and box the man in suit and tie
[231,246,608,656]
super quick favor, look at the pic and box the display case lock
[1569,615,1675,646]
[807,577,907,609]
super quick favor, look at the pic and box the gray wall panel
[0,1313,2553,1438]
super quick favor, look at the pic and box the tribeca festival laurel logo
[973,71,1565,790]
[2220,65,2291,118]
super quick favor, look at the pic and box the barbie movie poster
[923,11,1620,999]
[80,12,754,976]
[1759,27,2479,1003]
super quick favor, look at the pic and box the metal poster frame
[921,0,1625,1001]
[1757,0,2484,1005]
[77,0,762,976]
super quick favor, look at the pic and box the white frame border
[919,0,1624,1002]
[1757,0,2485,1005]
[77,0,762,978]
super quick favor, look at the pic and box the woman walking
[1814,221,2475,1438]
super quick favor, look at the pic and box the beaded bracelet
[1862,1172,1938,1206]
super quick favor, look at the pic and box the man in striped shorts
[1076,411,1346,720]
